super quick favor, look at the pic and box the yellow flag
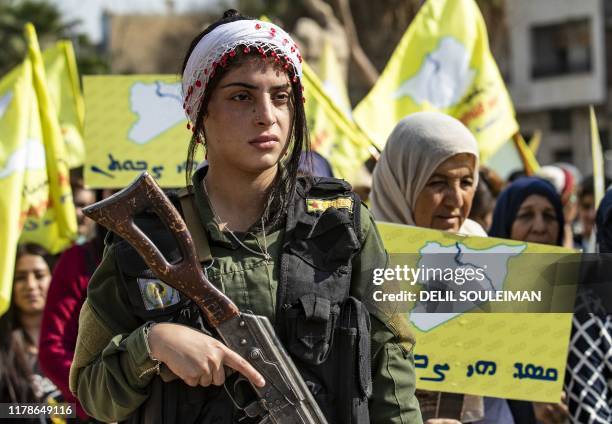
[0,60,33,315]
[353,0,518,161]
[22,23,77,247]
[589,106,605,208]
[43,40,85,169]
[304,54,374,182]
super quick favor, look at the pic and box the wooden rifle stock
[82,171,239,327]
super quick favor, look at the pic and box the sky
[46,0,230,43]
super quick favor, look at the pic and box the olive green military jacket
[69,175,422,424]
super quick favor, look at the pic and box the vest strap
[178,187,213,264]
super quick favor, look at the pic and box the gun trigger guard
[224,377,267,419]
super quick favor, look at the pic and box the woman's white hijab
[371,111,486,236]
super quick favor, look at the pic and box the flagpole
[512,132,538,176]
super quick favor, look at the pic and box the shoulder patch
[137,278,181,310]
[306,196,354,213]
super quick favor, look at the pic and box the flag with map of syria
[374,222,578,403]
[353,0,518,162]
[84,75,191,187]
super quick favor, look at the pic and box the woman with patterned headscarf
[69,9,422,424]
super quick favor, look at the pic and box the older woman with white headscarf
[371,111,486,236]
[371,112,513,424]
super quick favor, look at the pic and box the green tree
[0,0,109,76]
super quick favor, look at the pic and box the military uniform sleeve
[69,245,159,422]
[351,204,423,424]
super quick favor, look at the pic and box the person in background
[0,244,58,408]
[573,175,612,250]
[489,176,569,424]
[39,168,107,421]
[469,167,504,232]
[536,165,578,249]
[70,168,97,243]
[370,111,514,424]
[298,150,334,177]
[39,221,106,421]
[564,188,612,423]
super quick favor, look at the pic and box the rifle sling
[178,188,213,265]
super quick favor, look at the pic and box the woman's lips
[249,135,279,149]
[436,215,460,222]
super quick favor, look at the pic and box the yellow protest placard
[84,75,191,188]
[376,222,576,402]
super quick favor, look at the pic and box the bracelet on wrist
[140,321,162,378]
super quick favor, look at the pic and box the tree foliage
[0,0,109,76]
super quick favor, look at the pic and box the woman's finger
[199,372,213,387]
[222,346,266,388]
[211,362,226,386]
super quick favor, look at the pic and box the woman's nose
[531,214,547,233]
[253,97,275,127]
[444,184,464,209]
[24,273,38,289]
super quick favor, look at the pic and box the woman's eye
[461,179,474,187]
[543,213,556,222]
[273,92,290,102]
[428,180,445,187]
[516,212,533,220]
[231,93,250,101]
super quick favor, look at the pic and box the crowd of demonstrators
[1,12,612,424]
[0,244,58,409]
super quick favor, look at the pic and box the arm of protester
[532,392,568,424]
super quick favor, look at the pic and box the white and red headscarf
[182,19,303,125]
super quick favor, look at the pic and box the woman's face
[13,254,51,315]
[510,194,560,245]
[413,153,476,232]
[203,58,293,175]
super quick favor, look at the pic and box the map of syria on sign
[375,222,578,403]
[128,81,185,144]
[84,75,192,188]
[410,241,526,331]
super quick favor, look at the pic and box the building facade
[506,0,612,177]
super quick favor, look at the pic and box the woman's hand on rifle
[148,322,266,388]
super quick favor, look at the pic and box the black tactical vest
[112,177,372,423]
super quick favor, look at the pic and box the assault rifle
[83,172,328,424]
